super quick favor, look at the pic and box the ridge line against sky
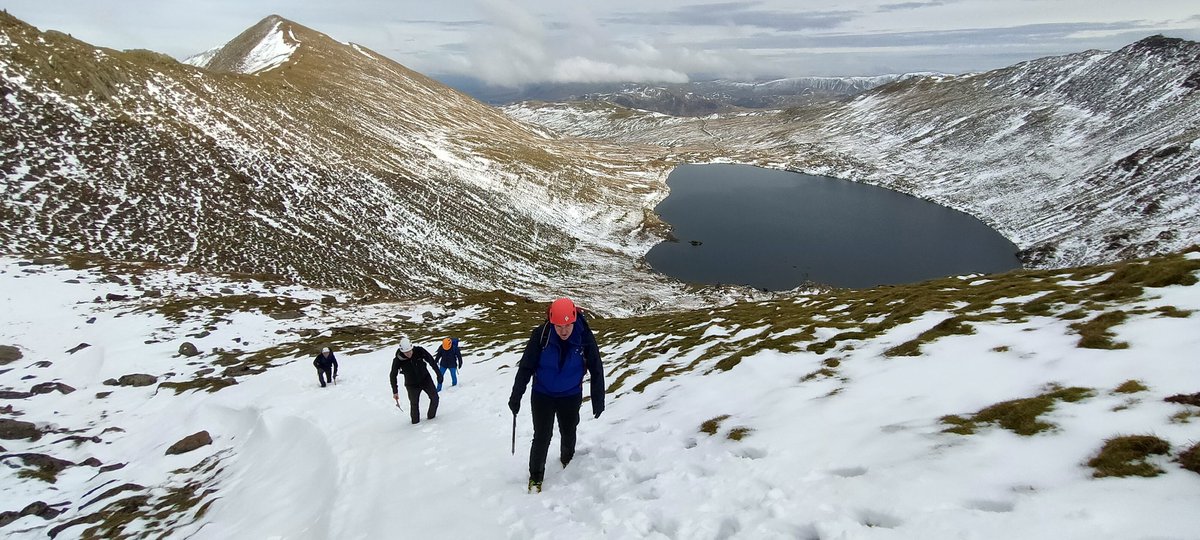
[4,0,1199,86]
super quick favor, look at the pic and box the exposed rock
[0,390,34,400]
[53,435,101,446]
[1165,393,1200,407]
[22,501,64,520]
[66,343,90,354]
[32,361,51,368]
[80,483,145,510]
[103,374,158,387]
[0,345,22,365]
[0,451,72,480]
[0,501,64,527]
[94,391,112,399]
[104,293,128,301]
[0,418,41,440]
[49,495,150,538]
[331,325,376,336]
[269,310,305,320]
[321,295,338,305]
[80,457,102,467]
[141,289,163,298]
[30,382,75,395]
[99,463,126,473]
[165,431,212,455]
[85,317,96,324]
[194,368,215,377]
[178,342,199,357]
[219,287,235,294]
[221,365,258,378]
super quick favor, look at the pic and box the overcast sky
[5,1,1199,86]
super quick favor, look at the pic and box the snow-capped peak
[185,15,299,75]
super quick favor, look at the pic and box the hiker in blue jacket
[434,337,463,391]
[313,347,338,387]
[508,297,605,493]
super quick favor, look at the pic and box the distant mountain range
[439,74,920,116]
[507,35,1200,270]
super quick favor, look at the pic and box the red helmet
[548,297,577,325]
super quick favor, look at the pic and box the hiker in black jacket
[508,297,605,493]
[389,336,442,424]
[313,347,338,387]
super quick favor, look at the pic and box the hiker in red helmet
[508,297,606,493]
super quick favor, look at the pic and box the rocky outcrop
[165,431,212,455]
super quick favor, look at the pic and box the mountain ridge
[506,34,1200,271]
[0,12,725,315]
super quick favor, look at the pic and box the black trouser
[317,367,333,387]
[405,378,439,424]
[528,392,582,482]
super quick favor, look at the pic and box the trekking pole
[511,413,516,455]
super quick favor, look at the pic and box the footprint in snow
[964,499,1015,512]
[735,447,768,460]
[830,466,867,478]
[856,508,903,529]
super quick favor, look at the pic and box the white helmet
[399,336,412,353]
[321,347,331,354]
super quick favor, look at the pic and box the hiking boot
[527,479,542,493]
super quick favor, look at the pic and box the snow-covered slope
[506,36,1200,270]
[1,251,1198,538]
[0,13,717,314]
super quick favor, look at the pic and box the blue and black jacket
[509,311,605,417]
[434,339,463,369]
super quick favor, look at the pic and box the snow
[237,22,298,75]
[3,256,1199,538]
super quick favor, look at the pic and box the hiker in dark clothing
[389,336,442,424]
[508,297,605,493]
[434,337,463,391]
[313,347,338,387]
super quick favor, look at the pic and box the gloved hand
[593,407,603,419]
[508,397,520,415]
